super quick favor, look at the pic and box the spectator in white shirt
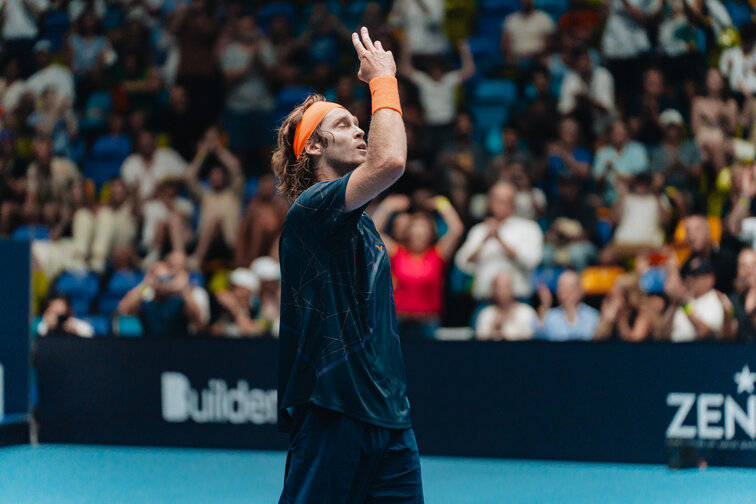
[601,0,661,96]
[399,39,475,169]
[661,257,726,341]
[719,23,756,94]
[500,0,556,65]
[120,130,187,200]
[399,39,475,128]
[2,0,48,77]
[558,46,615,139]
[25,40,75,103]
[475,271,537,340]
[455,181,543,301]
[140,180,194,264]
[389,0,448,57]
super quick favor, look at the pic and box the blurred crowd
[3,0,756,342]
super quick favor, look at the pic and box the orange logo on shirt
[376,245,383,252]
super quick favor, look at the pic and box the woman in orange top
[372,193,464,339]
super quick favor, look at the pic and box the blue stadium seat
[116,315,143,337]
[90,134,131,163]
[470,79,517,139]
[639,268,666,296]
[479,0,520,18]
[596,219,613,246]
[244,176,259,202]
[79,92,113,133]
[82,315,112,337]
[536,0,569,21]
[83,159,123,190]
[257,1,296,30]
[12,225,50,241]
[531,266,565,294]
[55,271,99,317]
[98,270,144,315]
[189,271,205,288]
[275,86,314,125]
[41,9,71,52]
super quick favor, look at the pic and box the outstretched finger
[351,32,367,57]
[360,26,375,51]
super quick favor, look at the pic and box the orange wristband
[369,76,402,116]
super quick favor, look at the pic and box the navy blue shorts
[279,406,424,504]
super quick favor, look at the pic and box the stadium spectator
[219,14,275,164]
[171,0,222,131]
[185,127,244,268]
[502,160,547,222]
[373,193,464,339]
[117,260,202,338]
[691,68,738,169]
[500,0,556,65]
[67,8,114,97]
[603,172,671,262]
[235,173,289,266]
[625,69,680,146]
[89,178,137,272]
[439,111,486,213]
[680,214,737,293]
[543,173,597,271]
[399,39,475,170]
[2,0,48,77]
[658,0,706,86]
[120,130,187,201]
[27,87,78,158]
[26,40,75,103]
[475,271,537,341]
[388,0,448,57]
[24,136,80,227]
[488,125,534,184]
[455,181,544,302]
[726,248,756,341]
[558,45,615,139]
[545,116,592,196]
[661,256,727,341]
[140,179,194,264]
[0,59,26,114]
[595,273,665,341]
[593,119,649,204]
[250,256,281,337]
[648,109,703,213]
[211,267,263,337]
[37,294,94,338]
[600,0,661,97]
[167,251,210,332]
[535,270,600,341]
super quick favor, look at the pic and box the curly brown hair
[271,94,333,202]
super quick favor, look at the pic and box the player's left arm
[344,27,406,212]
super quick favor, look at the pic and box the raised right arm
[344,27,406,212]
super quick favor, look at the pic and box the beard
[328,153,363,176]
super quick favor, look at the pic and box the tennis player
[273,27,423,503]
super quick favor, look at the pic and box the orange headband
[293,101,345,159]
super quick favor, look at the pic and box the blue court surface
[2,444,756,503]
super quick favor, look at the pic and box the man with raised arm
[273,27,423,503]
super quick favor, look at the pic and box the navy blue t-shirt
[278,172,411,432]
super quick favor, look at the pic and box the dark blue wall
[36,338,756,466]
[0,239,30,437]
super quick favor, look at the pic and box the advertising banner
[35,338,756,466]
[0,239,30,445]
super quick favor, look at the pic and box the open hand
[351,26,396,83]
